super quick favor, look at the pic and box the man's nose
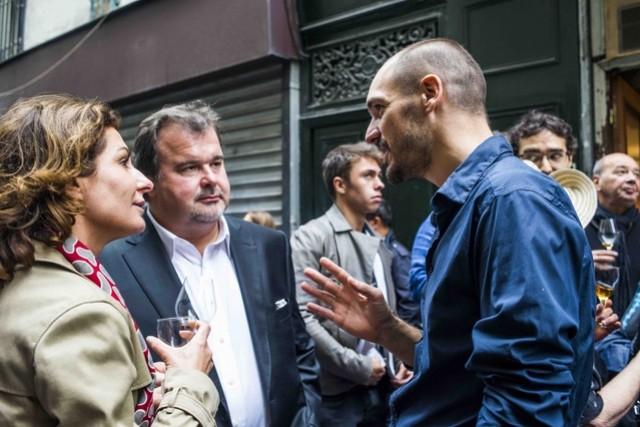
[201,165,217,185]
[624,172,638,183]
[365,120,381,145]
[539,157,553,175]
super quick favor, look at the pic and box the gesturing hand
[302,257,394,344]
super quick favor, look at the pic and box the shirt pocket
[274,298,292,322]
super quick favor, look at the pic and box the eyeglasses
[519,149,569,166]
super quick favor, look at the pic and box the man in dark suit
[100,101,320,427]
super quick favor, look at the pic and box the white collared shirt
[149,211,266,427]
[356,229,388,369]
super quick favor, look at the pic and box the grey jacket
[291,204,396,395]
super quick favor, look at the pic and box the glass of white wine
[157,278,199,347]
[599,219,620,251]
[595,266,620,305]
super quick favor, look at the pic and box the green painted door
[298,0,581,248]
[447,0,581,135]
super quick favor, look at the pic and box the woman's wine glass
[175,279,199,319]
[157,278,199,346]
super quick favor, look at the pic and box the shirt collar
[433,134,513,210]
[326,203,378,236]
[326,204,355,233]
[147,209,231,258]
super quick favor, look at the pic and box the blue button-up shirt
[389,135,594,426]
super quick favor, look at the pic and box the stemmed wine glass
[599,219,620,251]
[157,278,199,347]
[595,266,620,305]
[175,280,199,319]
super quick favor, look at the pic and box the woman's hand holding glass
[156,278,202,347]
[146,320,213,409]
[149,278,213,406]
[146,320,214,374]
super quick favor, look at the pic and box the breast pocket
[274,298,292,322]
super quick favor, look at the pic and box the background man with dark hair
[301,38,594,426]
[100,101,320,427]
[291,142,412,426]
[507,110,577,175]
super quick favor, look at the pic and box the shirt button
[219,337,224,344]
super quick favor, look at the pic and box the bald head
[592,153,638,176]
[383,38,487,116]
[592,153,640,213]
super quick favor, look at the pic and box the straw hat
[550,168,598,228]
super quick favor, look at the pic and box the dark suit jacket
[100,214,320,427]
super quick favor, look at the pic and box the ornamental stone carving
[310,20,437,107]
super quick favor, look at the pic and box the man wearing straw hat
[507,110,576,175]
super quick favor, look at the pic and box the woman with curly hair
[0,94,218,426]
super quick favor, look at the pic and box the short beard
[386,160,405,185]
[386,131,432,185]
[190,202,226,224]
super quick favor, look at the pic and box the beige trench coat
[0,244,218,426]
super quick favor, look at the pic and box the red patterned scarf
[58,237,156,425]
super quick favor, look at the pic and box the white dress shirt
[148,212,266,427]
[356,236,388,371]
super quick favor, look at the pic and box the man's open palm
[302,257,393,344]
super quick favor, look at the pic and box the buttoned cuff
[159,368,219,426]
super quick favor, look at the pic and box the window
[0,0,26,62]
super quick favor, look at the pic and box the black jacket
[100,213,321,427]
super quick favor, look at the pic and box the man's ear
[420,74,443,113]
[333,176,347,196]
[592,175,600,190]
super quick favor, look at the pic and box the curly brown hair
[0,94,120,285]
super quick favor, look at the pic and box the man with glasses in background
[507,110,575,174]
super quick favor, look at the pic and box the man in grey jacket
[291,142,413,426]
